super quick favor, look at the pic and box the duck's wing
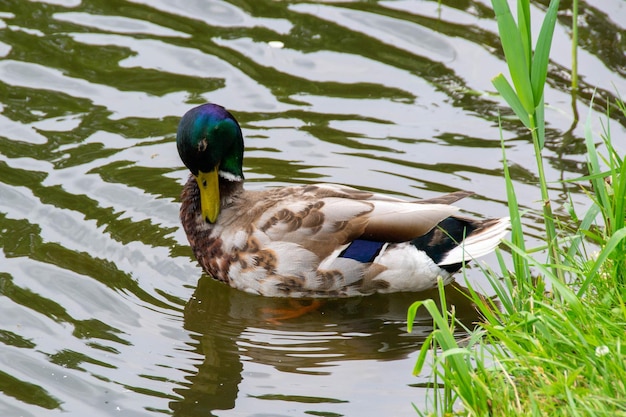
[414,190,474,205]
[303,184,469,242]
[244,183,466,258]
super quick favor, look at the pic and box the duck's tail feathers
[438,217,510,266]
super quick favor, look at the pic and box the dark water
[0,0,624,416]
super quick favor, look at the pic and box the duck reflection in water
[169,275,492,416]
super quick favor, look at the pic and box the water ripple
[0,1,624,416]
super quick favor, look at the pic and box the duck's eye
[198,138,208,152]
[202,179,207,187]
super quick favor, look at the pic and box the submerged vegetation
[408,0,626,415]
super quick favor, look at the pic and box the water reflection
[0,0,624,415]
[173,278,485,416]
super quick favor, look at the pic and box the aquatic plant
[408,0,626,415]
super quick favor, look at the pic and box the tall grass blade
[535,95,546,148]
[504,241,581,310]
[495,250,517,313]
[577,228,626,296]
[584,99,612,225]
[499,116,530,286]
[491,0,534,114]
[571,0,579,91]
[517,0,532,71]
[531,0,560,105]
[493,74,531,128]
[614,154,626,231]
[407,283,480,408]
[412,332,434,376]
[566,203,600,260]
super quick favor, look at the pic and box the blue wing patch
[339,240,385,263]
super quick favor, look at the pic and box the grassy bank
[408,0,626,415]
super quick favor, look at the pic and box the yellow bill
[195,167,220,223]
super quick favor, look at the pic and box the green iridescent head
[177,103,244,222]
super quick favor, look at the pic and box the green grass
[408,0,626,415]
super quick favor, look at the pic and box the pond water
[0,0,625,416]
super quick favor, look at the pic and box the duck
[177,103,509,298]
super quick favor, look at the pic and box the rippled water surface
[1,0,625,416]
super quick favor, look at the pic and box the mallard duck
[177,103,509,298]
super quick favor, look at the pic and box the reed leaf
[491,0,534,114]
[499,116,530,285]
[531,0,560,106]
[412,332,434,376]
[493,74,531,128]
[516,0,532,71]
[577,228,626,296]
[535,95,546,148]
[504,241,581,311]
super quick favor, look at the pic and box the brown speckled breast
[180,174,231,284]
